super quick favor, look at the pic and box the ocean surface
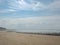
[14,29,60,33]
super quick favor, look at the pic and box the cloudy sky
[0,0,60,32]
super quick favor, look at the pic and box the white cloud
[48,0,60,10]
[0,0,60,12]
[8,0,46,11]
[7,0,60,11]
[0,15,60,30]
[0,9,16,13]
[31,1,46,11]
[8,0,31,10]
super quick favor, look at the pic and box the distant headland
[0,27,6,31]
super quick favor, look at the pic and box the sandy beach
[0,31,60,45]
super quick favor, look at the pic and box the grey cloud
[0,16,60,30]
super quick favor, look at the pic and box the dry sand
[0,31,60,45]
